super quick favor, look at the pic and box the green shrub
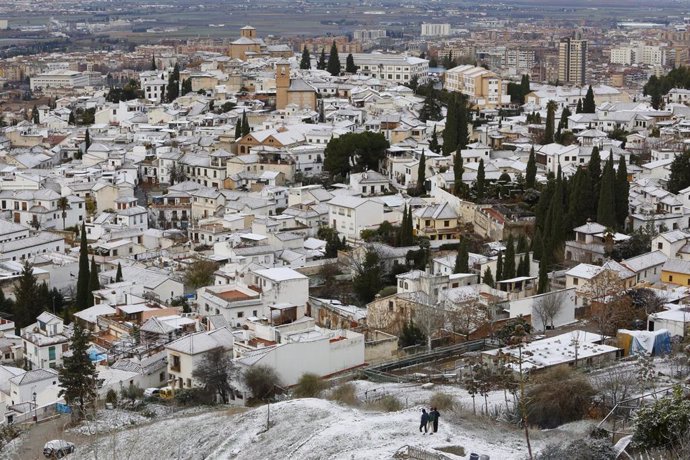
[536,439,615,460]
[632,386,690,450]
[244,365,282,401]
[328,383,359,406]
[105,389,118,406]
[429,392,455,411]
[526,367,595,429]
[293,373,327,398]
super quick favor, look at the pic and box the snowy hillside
[64,379,589,460]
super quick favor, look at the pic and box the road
[13,414,87,460]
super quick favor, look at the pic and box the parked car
[143,388,161,398]
[43,440,75,458]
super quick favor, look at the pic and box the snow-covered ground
[67,382,592,460]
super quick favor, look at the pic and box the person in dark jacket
[419,408,429,434]
[430,407,440,433]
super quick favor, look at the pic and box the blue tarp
[627,329,672,356]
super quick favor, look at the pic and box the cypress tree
[517,255,526,277]
[442,95,459,155]
[537,248,549,294]
[299,46,311,70]
[398,205,408,246]
[345,53,358,74]
[416,152,426,195]
[235,118,242,139]
[576,98,583,114]
[453,151,464,196]
[503,234,516,280]
[483,266,495,288]
[526,146,537,189]
[429,126,440,153]
[589,146,602,216]
[166,63,180,103]
[597,158,617,229]
[84,129,91,153]
[88,257,100,307]
[317,48,327,70]
[583,85,596,113]
[543,100,556,144]
[68,111,75,125]
[455,239,469,273]
[475,158,486,200]
[496,251,503,282]
[532,227,543,260]
[327,41,341,76]
[457,97,469,151]
[115,262,123,283]
[567,168,594,229]
[615,157,630,230]
[522,252,531,277]
[517,234,529,253]
[76,222,90,311]
[241,111,250,136]
[520,74,530,97]
[151,55,157,71]
[32,104,39,124]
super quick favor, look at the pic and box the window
[388,301,394,312]
[48,346,56,361]
[669,275,674,282]
[171,355,181,372]
[657,242,663,250]
[237,312,244,318]
[573,278,579,285]
[444,220,450,227]
[159,372,165,382]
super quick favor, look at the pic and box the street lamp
[32,391,37,422]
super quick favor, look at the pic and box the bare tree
[192,347,237,403]
[580,270,632,337]
[592,365,638,410]
[414,303,447,351]
[533,290,565,332]
[447,299,490,341]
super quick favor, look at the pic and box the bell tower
[276,61,290,110]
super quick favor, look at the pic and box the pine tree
[115,262,123,283]
[543,100,556,144]
[416,152,426,195]
[615,157,630,230]
[576,98,583,114]
[442,95,459,155]
[88,257,100,307]
[327,41,341,76]
[503,234,516,280]
[76,222,90,311]
[482,267,495,288]
[299,46,311,70]
[166,63,180,103]
[526,146,537,189]
[345,53,358,74]
[13,260,43,330]
[235,118,242,139]
[317,49,327,70]
[583,85,596,113]
[496,251,503,282]
[597,158,617,229]
[454,239,469,273]
[59,322,98,420]
[419,93,442,122]
[429,126,440,153]
[241,110,250,136]
[475,158,486,200]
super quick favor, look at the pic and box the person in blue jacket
[419,408,429,434]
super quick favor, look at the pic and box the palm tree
[57,196,69,230]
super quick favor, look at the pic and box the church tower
[276,61,290,110]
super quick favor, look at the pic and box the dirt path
[13,415,88,460]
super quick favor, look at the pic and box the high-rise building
[558,37,588,85]
[421,23,451,37]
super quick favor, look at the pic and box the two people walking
[419,407,440,434]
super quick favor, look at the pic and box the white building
[21,312,70,370]
[30,70,89,91]
[327,195,384,242]
[351,54,429,85]
[421,23,451,37]
[166,327,234,390]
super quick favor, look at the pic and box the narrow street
[13,415,86,460]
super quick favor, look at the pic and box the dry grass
[429,392,455,411]
[327,383,359,406]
